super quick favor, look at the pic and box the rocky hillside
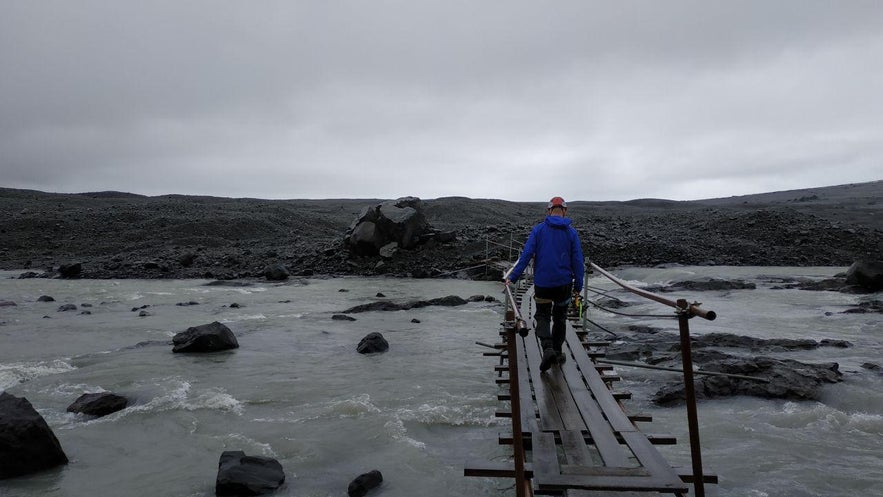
[0,181,880,280]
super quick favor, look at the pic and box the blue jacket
[509,216,584,291]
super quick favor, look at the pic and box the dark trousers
[534,284,572,353]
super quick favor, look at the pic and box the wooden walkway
[466,285,715,496]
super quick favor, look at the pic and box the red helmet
[547,196,567,209]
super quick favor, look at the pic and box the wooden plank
[559,430,595,466]
[538,363,586,431]
[467,459,719,484]
[537,473,687,493]
[532,432,560,480]
[514,334,538,434]
[464,459,534,478]
[628,413,652,423]
[564,325,637,433]
[618,431,684,488]
[556,342,631,468]
[675,467,719,484]
[523,332,566,431]
[560,465,648,477]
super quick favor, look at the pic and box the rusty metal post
[506,322,528,497]
[676,299,705,497]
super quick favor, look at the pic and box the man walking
[505,196,585,372]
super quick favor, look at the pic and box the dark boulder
[691,333,834,351]
[423,295,468,307]
[172,321,239,353]
[37,295,55,302]
[357,332,389,354]
[653,357,842,405]
[841,300,883,314]
[845,260,883,292]
[205,280,253,287]
[467,295,486,302]
[342,295,468,313]
[0,392,69,479]
[0,300,15,307]
[332,314,357,321]
[58,263,82,278]
[344,301,408,313]
[179,252,198,267]
[66,392,128,417]
[345,197,431,256]
[263,264,289,281]
[645,278,756,293]
[57,304,77,312]
[348,469,383,497]
[215,450,285,496]
[411,318,421,323]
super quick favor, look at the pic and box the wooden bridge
[465,264,718,496]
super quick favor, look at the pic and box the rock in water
[653,357,842,405]
[216,450,285,496]
[348,469,383,497]
[846,260,883,292]
[0,392,69,479]
[66,392,128,417]
[172,321,239,353]
[357,332,389,354]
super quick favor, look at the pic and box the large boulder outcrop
[215,450,285,496]
[845,260,883,292]
[66,392,129,417]
[345,197,431,256]
[0,392,69,479]
[172,321,239,353]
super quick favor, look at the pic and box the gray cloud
[1,1,881,200]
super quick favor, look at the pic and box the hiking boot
[539,348,557,372]
[556,350,567,365]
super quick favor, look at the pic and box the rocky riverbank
[1,181,881,280]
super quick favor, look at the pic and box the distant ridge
[622,198,682,207]
[76,191,146,199]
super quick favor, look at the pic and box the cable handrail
[589,262,717,321]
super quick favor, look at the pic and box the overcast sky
[1,1,881,201]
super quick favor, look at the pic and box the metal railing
[587,261,713,497]
[501,279,530,497]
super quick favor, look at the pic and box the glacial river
[1,267,880,496]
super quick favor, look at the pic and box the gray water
[1,267,881,497]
